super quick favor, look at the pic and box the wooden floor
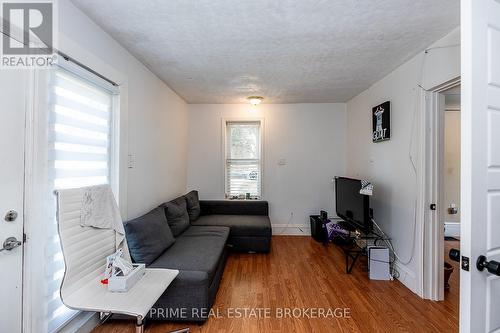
[93,236,459,333]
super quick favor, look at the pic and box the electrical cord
[351,45,453,276]
[399,43,459,265]
[395,43,459,267]
[275,212,294,235]
[387,49,429,266]
[424,44,460,54]
[371,217,408,277]
[354,51,428,273]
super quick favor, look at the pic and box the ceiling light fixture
[247,96,264,106]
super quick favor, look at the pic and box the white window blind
[225,121,262,198]
[44,67,115,332]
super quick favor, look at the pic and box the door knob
[476,255,500,276]
[0,237,22,252]
[449,248,460,262]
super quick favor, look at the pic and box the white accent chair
[55,188,185,333]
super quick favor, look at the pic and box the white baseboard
[444,222,460,237]
[59,311,100,333]
[271,218,343,236]
[272,224,310,236]
[394,261,418,295]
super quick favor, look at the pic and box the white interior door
[461,0,500,332]
[0,68,28,330]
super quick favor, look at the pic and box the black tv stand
[338,237,363,274]
[334,226,389,274]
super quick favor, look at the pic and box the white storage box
[368,246,391,281]
[108,264,145,292]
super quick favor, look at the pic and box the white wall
[345,28,460,293]
[443,110,461,223]
[187,103,346,233]
[58,1,188,219]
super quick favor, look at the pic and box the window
[225,121,262,199]
[50,68,115,189]
[33,65,118,333]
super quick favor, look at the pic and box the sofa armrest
[199,200,268,216]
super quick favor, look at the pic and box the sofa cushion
[191,214,271,237]
[162,196,190,237]
[149,226,229,282]
[185,190,201,222]
[124,207,175,265]
[180,225,231,238]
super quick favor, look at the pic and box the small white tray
[108,263,145,292]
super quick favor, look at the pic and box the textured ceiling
[70,0,459,103]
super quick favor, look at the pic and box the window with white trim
[224,121,262,199]
[43,66,117,332]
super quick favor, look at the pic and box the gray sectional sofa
[123,191,271,322]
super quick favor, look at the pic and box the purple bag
[325,220,349,241]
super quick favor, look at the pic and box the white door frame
[22,67,38,333]
[421,76,461,301]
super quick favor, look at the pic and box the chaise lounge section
[123,191,271,322]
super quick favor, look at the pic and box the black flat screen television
[335,177,372,233]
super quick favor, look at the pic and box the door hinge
[23,233,27,243]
